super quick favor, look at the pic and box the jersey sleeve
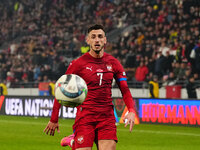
[113,59,135,112]
[50,99,61,123]
[65,59,80,74]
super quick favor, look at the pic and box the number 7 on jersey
[97,73,103,85]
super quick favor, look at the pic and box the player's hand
[123,112,135,132]
[43,121,60,136]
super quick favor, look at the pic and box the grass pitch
[0,115,200,150]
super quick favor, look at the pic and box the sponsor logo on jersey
[96,69,103,72]
[77,135,84,144]
[106,64,113,71]
[86,66,92,71]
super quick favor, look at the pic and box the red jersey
[51,52,135,122]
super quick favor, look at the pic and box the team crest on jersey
[77,135,84,144]
[106,64,112,71]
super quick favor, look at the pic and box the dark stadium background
[0,0,199,91]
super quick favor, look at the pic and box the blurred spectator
[166,72,177,86]
[0,80,8,95]
[162,51,174,75]
[186,75,198,99]
[6,71,15,88]
[135,61,149,82]
[144,45,153,59]
[149,75,159,98]
[33,65,41,81]
[124,50,136,69]
[173,62,180,78]
[48,81,55,96]
[158,41,170,57]
[194,73,200,81]
[190,39,200,75]
[185,67,192,80]
[43,75,50,82]
[154,52,165,78]
[135,61,149,88]
[177,62,187,81]
[147,58,155,74]
[145,72,154,83]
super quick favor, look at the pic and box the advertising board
[139,98,200,126]
[0,96,77,119]
[1,96,200,126]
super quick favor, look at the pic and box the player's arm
[50,60,78,119]
[65,59,80,74]
[44,60,78,136]
[114,59,136,132]
[44,59,80,136]
[117,79,135,112]
[118,80,135,132]
[44,99,61,136]
[117,79,135,132]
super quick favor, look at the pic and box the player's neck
[89,49,104,58]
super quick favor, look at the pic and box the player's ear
[86,36,89,45]
[104,36,107,45]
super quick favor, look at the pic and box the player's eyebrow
[91,33,104,37]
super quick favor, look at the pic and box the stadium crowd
[0,0,199,88]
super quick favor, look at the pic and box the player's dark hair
[87,24,105,34]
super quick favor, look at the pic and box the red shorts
[72,106,117,149]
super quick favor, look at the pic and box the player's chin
[92,48,101,52]
[94,46,104,51]
[94,49,101,52]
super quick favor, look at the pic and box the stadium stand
[0,0,199,88]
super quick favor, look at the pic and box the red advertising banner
[139,98,200,126]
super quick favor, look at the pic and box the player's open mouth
[95,44,100,48]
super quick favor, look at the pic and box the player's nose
[95,40,100,44]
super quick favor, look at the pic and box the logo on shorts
[77,135,84,144]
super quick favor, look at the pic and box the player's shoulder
[104,52,115,60]
[104,52,120,63]
[70,53,88,65]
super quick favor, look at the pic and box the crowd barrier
[0,96,199,126]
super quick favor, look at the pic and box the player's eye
[91,35,96,39]
[98,34,103,38]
